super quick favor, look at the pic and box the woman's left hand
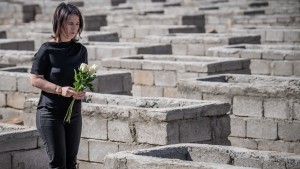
[72,91,86,100]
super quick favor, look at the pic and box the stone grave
[0,39,34,51]
[177,74,300,154]
[101,25,204,42]
[0,66,132,124]
[231,27,300,44]
[23,31,119,50]
[24,92,231,168]
[142,33,260,55]
[0,123,47,169]
[101,54,250,97]
[232,14,300,27]
[0,50,36,66]
[105,143,300,169]
[207,44,300,76]
[107,13,205,29]
[84,42,172,64]
[0,1,41,24]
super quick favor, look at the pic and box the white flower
[79,63,89,73]
[88,64,98,75]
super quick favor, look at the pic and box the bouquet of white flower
[64,63,97,123]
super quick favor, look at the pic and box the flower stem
[64,98,75,123]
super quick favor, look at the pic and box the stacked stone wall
[177,74,300,154]
[207,44,300,76]
[142,33,260,55]
[101,54,250,97]
[105,143,300,169]
[0,123,47,169]
[101,25,204,42]
[0,67,132,123]
[85,42,172,65]
[0,39,34,51]
[24,93,231,168]
[231,27,300,44]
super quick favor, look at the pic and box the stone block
[120,60,142,69]
[202,94,232,105]
[264,98,291,119]
[262,50,285,60]
[89,140,119,163]
[17,75,40,93]
[112,48,131,58]
[23,108,36,127]
[290,142,300,154]
[179,117,211,143]
[78,138,89,161]
[135,28,149,38]
[241,50,261,59]
[278,121,300,142]
[234,154,263,168]
[135,121,179,145]
[187,44,205,56]
[177,90,202,100]
[140,86,163,97]
[154,71,177,87]
[177,72,198,81]
[11,149,48,169]
[133,70,154,86]
[0,137,38,153]
[131,85,141,97]
[283,31,300,42]
[257,139,290,152]
[266,30,284,42]
[81,117,107,140]
[98,75,123,94]
[247,118,277,140]
[230,116,246,137]
[96,47,112,59]
[0,75,16,91]
[293,62,300,76]
[271,61,293,76]
[6,92,25,109]
[78,161,103,169]
[172,44,187,55]
[229,137,258,150]
[163,87,177,98]
[233,96,263,117]
[142,61,164,70]
[250,59,271,75]
[121,27,135,38]
[108,120,133,143]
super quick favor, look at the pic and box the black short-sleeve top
[31,41,88,115]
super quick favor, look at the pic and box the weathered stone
[247,118,277,140]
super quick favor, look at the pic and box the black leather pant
[36,109,82,169]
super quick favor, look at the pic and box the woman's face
[60,14,80,42]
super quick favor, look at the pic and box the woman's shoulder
[74,41,87,51]
[36,42,50,53]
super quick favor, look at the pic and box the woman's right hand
[61,86,76,97]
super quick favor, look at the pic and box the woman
[30,3,87,169]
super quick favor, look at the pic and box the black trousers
[36,109,82,169]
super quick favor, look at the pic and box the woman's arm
[29,74,85,99]
[30,74,74,97]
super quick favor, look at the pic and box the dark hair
[52,3,84,42]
